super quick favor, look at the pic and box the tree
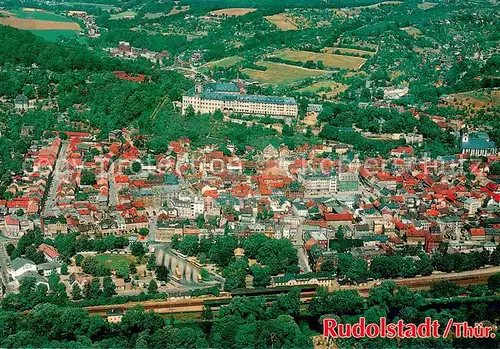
[129,261,137,275]
[146,254,156,271]
[155,265,170,282]
[223,259,248,291]
[201,305,213,321]
[131,243,146,258]
[132,161,142,173]
[103,276,116,298]
[208,235,238,268]
[74,254,84,266]
[61,264,68,275]
[269,289,300,317]
[147,280,158,294]
[138,228,149,237]
[487,273,500,291]
[430,281,461,298]
[71,284,82,300]
[250,265,271,288]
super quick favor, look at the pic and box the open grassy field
[145,5,189,18]
[357,1,402,8]
[203,56,245,69]
[10,9,74,22]
[62,2,120,10]
[323,47,376,56]
[29,29,79,41]
[94,253,135,270]
[242,61,329,85]
[264,13,298,30]
[210,8,256,16]
[441,89,500,110]
[110,10,137,20]
[296,80,349,97]
[400,26,421,37]
[0,8,80,36]
[418,2,438,9]
[272,49,367,70]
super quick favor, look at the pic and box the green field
[94,253,135,270]
[204,56,245,69]
[29,29,79,41]
[62,2,120,10]
[272,49,367,70]
[296,80,349,97]
[110,10,137,20]
[242,61,329,85]
[10,9,73,22]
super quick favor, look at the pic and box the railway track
[85,266,500,316]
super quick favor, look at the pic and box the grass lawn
[296,80,349,97]
[242,61,329,85]
[272,49,367,70]
[203,56,245,69]
[29,29,79,41]
[95,253,135,270]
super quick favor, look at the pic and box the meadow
[272,49,367,70]
[210,8,256,16]
[242,61,329,85]
[264,13,298,30]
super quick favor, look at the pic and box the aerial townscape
[0,0,499,348]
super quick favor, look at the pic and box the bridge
[155,248,201,283]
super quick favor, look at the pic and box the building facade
[182,82,298,118]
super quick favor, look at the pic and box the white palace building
[181,80,298,118]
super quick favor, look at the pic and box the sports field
[242,61,329,85]
[272,49,367,70]
[94,253,135,270]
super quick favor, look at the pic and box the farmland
[210,8,256,17]
[296,80,349,98]
[0,8,80,38]
[322,47,376,56]
[271,49,367,70]
[264,13,298,30]
[242,61,329,85]
[441,89,500,111]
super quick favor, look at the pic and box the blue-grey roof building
[182,81,298,117]
[461,132,497,156]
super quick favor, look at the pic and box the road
[148,216,157,242]
[0,242,11,295]
[85,266,500,317]
[42,140,68,216]
[108,160,117,209]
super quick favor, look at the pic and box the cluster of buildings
[182,81,298,118]
[1,120,499,289]
[105,41,170,65]
[1,138,60,237]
